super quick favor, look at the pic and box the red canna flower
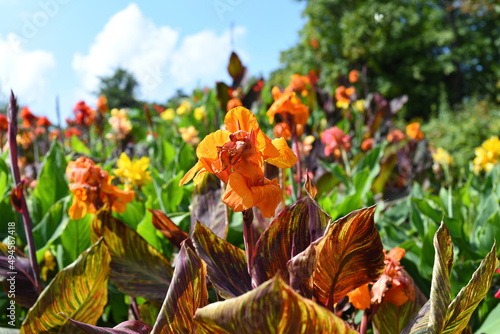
[19,107,39,128]
[321,127,351,158]
[180,107,297,218]
[387,129,406,143]
[0,114,8,131]
[65,127,82,138]
[36,116,52,127]
[73,101,96,127]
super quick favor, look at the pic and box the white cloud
[73,3,247,102]
[0,34,56,103]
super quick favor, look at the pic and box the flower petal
[196,130,231,160]
[251,178,282,218]
[387,247,406,262]
[224,107,260,133]
[266,138,298,168]
[256,131,280,160]
[222,172,254,213]
[180,161,204,186]
[347,284,371,310]
[69,198,87,220]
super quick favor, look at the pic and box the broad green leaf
[0,158,11,197]
[33,141,68,222]
[152,243,207,333]
[428,222,454,334]
[192,222,251,299]
[60,214,92,268]
[92,213,173,305]
[190,173,229,240]
[136,197,162,253]
[71,135,91,155]
[193,276,358,334]
[65,317,152,334]
[372,273,427,334]
[251,193,331,286]
[441,241,498,334]
[20,239,110,334]
[476,303,500,334]
[312,206,385,308]
[114,199,144,229]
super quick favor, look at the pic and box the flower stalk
[242,208,254,276]
[8,91,42,294]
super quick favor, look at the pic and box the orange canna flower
[387,129,406,143]
[406,122,424,142]
[347,283,371,310]
[19,107,39,128]
[273,122,292,140]
[267,86,309,127]
[288,74,310,96]
[65,127,82,138]
[349,70,359,83]
[227,98,243,112]
[180,107,297,218]
[361,138,374,151]
[310,38,319,49]
[66,157,134,220]
[36,116,52,127]
[97,95,108,114]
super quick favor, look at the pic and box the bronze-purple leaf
[150,209,189,248]
[193,276,358,334]
[151,242,208,333]
[192,221,252,299]
[66,316,152,334]
[251,193,331,286]
[92,213,172,305]
[312,205,385,308]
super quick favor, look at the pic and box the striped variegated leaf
[20,239,110,334]
[193,276,358,334]
[192,222,252,299]
[151,242,208,333]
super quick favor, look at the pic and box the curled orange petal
[251,178,282,218]
[347,284,371,310]
[222,172,254,213]
[265,138,298,169]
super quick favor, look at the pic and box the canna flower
[176,101,192,115]
[349,70,359,83]
[114,153,152,187]
[321,127,351,159]
[108,108,132,140]
[49,129,61,141]
[310,38,318,49]
[302,135,315,156]
[66,157,134,220]
[73,101,96,127]
[153,103,166,114]
[179,107,297,218]
[353,99,365,113]
[473,136,500,173]
[406,122,424,142]
[348,247,415,310]
[288,74,310,96]
[227,98,243,112]
[267,86,309,127]
[161,108,175,121]
[36,116,52,127]
[273,122,292,140]
[19,107,39,128]
[40,250,57,281]
[65,127,82,139]
[0,114,8,131]
[387,129,406,143]
[432,147,453,166]
[179,126,200,146]
[97,95,108,114]
[17,131,34,149]
[361,138,374,151]
[194,106,207,121]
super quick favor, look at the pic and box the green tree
[274,0,500,119]
[97,68,141,109]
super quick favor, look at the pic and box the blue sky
[0,0,306,122]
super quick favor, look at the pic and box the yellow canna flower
[161,108,175,121]
[109,108,132,140]
[114,153,152,187]
[176,101,193,116]
[194,106,207,121]
[353,99,365,113]
[432,148,453,166]
[40,250,57,281]
[473,136,500,174]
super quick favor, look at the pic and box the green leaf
[71,135,91,155]
[193,276,358,334]
[191,173,229,240]
[192,222,251,299]
[33,141,68,222]
[92,213,173,305]
[60,214,92,268]
[20,239,110,334]
[0,158,11,197]
[428,221,454,333]
[312,205,385,308]
[441,241,498,334]
[475,303,500,334]
[152,243,207,333]
[251,193,331,286]
[114,199,144,229]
